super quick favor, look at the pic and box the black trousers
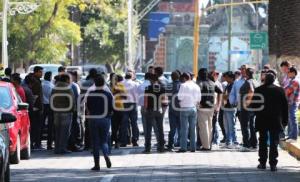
[239,110,257,148]
[68,111,82,148]
[42,104,54,147]
[145,111,165,151]
[111,110,123,145]
[31,110,43,147]
[218,109,226,139]
[258,129,280,166]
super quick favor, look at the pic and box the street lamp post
[1,0,40,68]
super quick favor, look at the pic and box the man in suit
[251,71,288,172]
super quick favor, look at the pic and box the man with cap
[285,67,300,143]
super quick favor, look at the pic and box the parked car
[0,112,16,182]
[66,66,83,76]
[0,82,31,165]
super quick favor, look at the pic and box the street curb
[280,141,300,160]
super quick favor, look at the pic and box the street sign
[250,32,268,50]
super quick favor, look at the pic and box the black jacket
[251,84,288,132]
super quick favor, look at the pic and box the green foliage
[6,0,82,64]
[81,0,129,65]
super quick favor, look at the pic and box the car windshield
[0,86,12,110]
[29,66,59,75]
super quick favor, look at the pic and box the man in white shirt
[177,73,201,152]
[119,72,140,147]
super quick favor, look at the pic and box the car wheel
[21,134,31,160]
[4,162,10,182]
[10,134,21,164]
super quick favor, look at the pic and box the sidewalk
[280,138,300,160]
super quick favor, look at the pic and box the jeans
[68,111,82,148]
[89,118,111,166]
[288,103,299,140]
[54,112,73,153]
[42,104,54,147]
[145,111,165,151]
[180,107,197,151]
[258,129,280,166]
[168,110,181,148]
[119,103,139,145]
[223,109,237,145]
[212,111,220,144]
[239,110,257,148]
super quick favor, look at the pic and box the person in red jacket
[11,73,26,102]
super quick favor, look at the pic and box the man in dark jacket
[252,71,288,172]
[31,66,44,149]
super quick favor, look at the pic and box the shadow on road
[11,164,300,182]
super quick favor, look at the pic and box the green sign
[250,32,268,50]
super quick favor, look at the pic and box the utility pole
[2,0,8,68]
[227,0,233,71]
[193,0,201,76]
[1,0,40,68]
[127,0,134,70]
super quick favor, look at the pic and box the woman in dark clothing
[86,74,113,171]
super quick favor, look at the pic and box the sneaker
[257,164,266,170]
[286,139,297,143]
[176,149,187,153]
[239,146,251,152]
[233,141,239,145]
[226,144,236,149]
[270,166,277,172]
[132,142,139,147]
[142,149,151,154]
[91,166,100,171]
[220,139,226,143]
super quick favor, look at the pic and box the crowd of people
[0,61,299,172]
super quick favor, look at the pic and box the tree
[79,0,129,70]
[5,0,82,66]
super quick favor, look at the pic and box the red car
[0,81,31,164]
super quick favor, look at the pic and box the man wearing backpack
[197,68,222,150]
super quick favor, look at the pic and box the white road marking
[100,174,114,182]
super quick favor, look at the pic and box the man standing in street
[31,66,44,149]
[167,71,181,150]
[238,68,258,151]
[197,69,221,151]
[285,67,300,143]
[144,73,168,153]
[120,72,139,147]
[51,74,75,154]
[177,72,201,152]
[42,72,54,150]
[137,73,152,139]
[252,72,288,172]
